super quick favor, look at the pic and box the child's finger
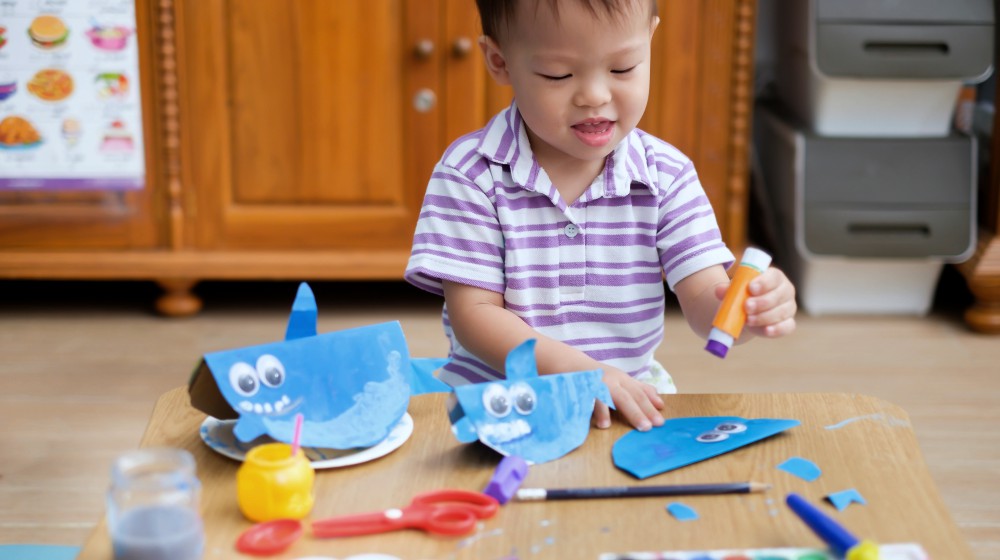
[714,283,729,301]
[641,382,665,412]
[748,267,787,296]
[593,401,612,429]
[614,390,653,432]
[760,316,796,338]
[748,298,797,328]
[628,383,664,428]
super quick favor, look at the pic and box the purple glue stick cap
[705,339,729,358]
[484,456,529,504]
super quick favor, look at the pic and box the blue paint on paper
[449,339,613,464]
[777,456,822,482]
[198,282,411,449]
[666,502,699,521]
[826,488,867,511]
[612,417,800,479]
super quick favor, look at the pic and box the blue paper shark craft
[189,283,411,449]
[449,339,614,464]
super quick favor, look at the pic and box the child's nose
[573,77,611,107]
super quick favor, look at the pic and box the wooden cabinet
[0,0,758,316]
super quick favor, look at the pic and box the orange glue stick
[705,248,772,358]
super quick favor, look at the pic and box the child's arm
[674,264,797,341]
[443,280,665,431]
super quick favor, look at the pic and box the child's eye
[538,73,571,81]
[612,65,637,75]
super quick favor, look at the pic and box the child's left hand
[715,267,797,338]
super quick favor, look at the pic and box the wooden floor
[1,275,997,558]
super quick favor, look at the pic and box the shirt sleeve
[654,160,735,291]
[404,161,507,297]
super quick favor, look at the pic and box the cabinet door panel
[228,1,403,205]
[181,0,432,251]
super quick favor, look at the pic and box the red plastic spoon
[235,518,303,556]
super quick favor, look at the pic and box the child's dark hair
[476,0,658,43]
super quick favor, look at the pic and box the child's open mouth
[572,119,615,148]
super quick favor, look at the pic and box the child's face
[483,0,658,169]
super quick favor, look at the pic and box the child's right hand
[594,366,665,431]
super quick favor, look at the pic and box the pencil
[514,481,770,501]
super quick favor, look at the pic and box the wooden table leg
[155,278,203,316]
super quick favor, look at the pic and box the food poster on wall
[0,0,145,190]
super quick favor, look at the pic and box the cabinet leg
[959,235,1000,334]
[155,279,203,317]
[964,289,1000,334]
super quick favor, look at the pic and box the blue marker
[786,493,880,559]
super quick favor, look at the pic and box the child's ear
[479,35,511,86]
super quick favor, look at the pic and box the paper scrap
[666,502,698,521]
[777,456,822,481]
[826,488,867,511]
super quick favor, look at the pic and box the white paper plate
[199,413,413,469]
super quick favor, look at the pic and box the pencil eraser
[483,456,529,504]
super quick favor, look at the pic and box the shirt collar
[477,100,657,197]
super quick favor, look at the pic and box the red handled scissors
[311,489,499,538]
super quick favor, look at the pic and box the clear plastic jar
[106,448,205,560]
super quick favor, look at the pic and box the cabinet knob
[413,89,437,113]
[452,37,473,58]
[414,39,435,59]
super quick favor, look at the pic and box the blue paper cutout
[408,357,451,395]
[613,417,800,479]
[826,488,866,511]
[199,282,411,449]
[666,502,699,521]
[449,339,614,464]
[777,456,822,482]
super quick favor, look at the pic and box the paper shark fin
[284,282,318,341]
[505,338,538,380]
[448,395,479,443]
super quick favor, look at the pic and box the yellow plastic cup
[236,442,315,522]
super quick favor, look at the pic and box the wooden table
[78,388,972,559]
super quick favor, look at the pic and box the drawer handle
[863,42,949,57]
[847,223,931,237]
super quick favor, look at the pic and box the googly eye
[256,354,285,388]
[229,362,259,397]
[696,431,729,443]
[510,383,536,415]
[714,421,747,434]
[482,384,511,418]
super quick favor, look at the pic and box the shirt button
[564,224,579,238]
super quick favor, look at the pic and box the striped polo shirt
[405,102,733,387]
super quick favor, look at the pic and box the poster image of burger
[1,26,9,50]
[28,15,69,50]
